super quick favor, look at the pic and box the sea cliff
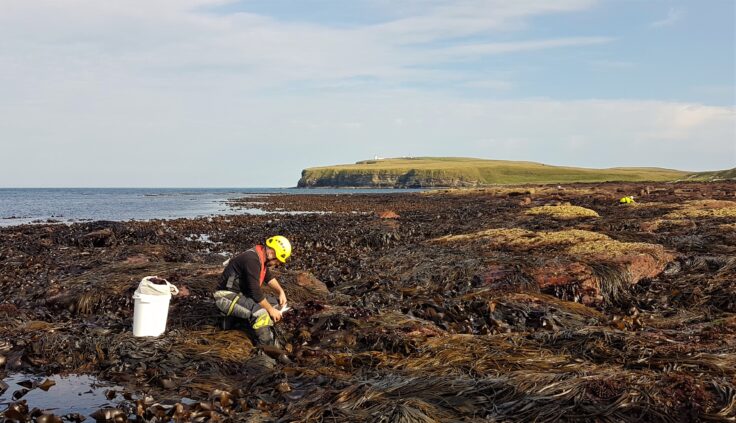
[297,157,688,188]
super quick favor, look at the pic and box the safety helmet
[266,235,292,263]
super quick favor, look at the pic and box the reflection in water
[0,373,123,417]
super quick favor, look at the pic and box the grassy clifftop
[679,167,736,182]
[297,157,689,188]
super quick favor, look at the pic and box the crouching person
[213,235,291,350]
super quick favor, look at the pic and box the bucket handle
[166,281,179,296]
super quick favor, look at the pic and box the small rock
[38,379,56,391]
[295,272,330,296]
[36,413,63,423]
[13,388,30,400]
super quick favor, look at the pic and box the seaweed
[1,181,735,421]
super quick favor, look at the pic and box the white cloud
[650,7,684,28]
[644,103,734,142]
[0,0,733,187]
[369,0,598,43]
[0,0,604,88]
[431,37,613,62]
[2,89,733,186]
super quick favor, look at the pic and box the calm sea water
[0,188,424,227]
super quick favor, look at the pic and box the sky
[0,0,734,187]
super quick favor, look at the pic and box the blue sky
[207,0,734,105]
[0,0,734,187]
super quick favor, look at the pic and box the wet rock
[62,413,87,423]
[17,379,33,389]
[1,181,735,421]
[123,254,150,265]
[295,271,329,297]
[82,228,115,248]
[378,210,400,219]
[90,408,126,422]
[531,261,600,305]
[610,251,674,283]
[36,413,63,423]
[2,400,29,421]
[12,387,30,400]
[37,378,56,391]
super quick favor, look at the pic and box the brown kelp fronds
[2,181,736,421]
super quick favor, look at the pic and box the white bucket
[132,292,171,337]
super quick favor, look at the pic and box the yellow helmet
[266,235,292,263]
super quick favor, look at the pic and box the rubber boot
[221,315,236,331]
[254,327,292,364]
[254,326,276,346]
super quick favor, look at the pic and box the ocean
[0,188,424,227]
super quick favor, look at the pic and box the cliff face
[297,157,689,188]
[297,169,481,188]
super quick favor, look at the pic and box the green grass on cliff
[301,157,688,185]
[679,167,736,182]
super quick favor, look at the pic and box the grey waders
[213,290,289,363]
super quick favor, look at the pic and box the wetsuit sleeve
[240,252,265,303]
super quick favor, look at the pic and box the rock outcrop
[297,169,482,188]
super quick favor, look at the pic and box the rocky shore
[1,182,735,421]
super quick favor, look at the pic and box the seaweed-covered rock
[1,181,735,421]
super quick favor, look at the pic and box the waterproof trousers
[213,290,278,346]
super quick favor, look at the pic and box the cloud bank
[0,0,733,186]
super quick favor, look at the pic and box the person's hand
[268,307,282,322]
[278,291,287,306]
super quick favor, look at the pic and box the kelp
[1,181,735,421]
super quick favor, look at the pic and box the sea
[0,188,424,227]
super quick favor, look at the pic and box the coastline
[1,182,735,420]
[0,187,427,227]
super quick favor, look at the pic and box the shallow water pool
[0,373,124,417]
